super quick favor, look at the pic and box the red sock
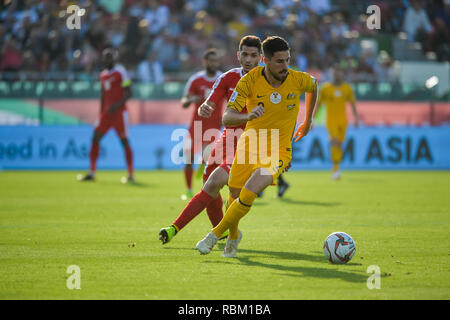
[184,166,193,190]
[125,145,134,177]
[206,193,223,227]
[89,142,100,173]
[173,190,213,230]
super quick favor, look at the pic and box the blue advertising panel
[0,125,449,170]
[292,126,450,170]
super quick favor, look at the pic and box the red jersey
[207,67,247,132]
[184,70,223,131]
[201,67,250,180]
[100,64,131,117]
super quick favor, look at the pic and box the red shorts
[95,112,129,139]
[202,129,241,181]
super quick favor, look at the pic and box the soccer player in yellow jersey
[316,66,359,180]
[196,36,318,257]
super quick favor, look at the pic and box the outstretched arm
[294,85,318,142]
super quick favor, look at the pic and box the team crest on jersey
[334,90,342,97]
[287,93,297,100]
[270,92,282,104]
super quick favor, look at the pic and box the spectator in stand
[374,51,396,83]
[403,0,433,44]
[1,37,22,73]
[0,0,445,82]
[144,0,170,36]
[427,17,450,61]
[354,52,377,83]
[137,51,165,84]
[107,17,126,49]
[330,12,349,39]
[305,0,331,15]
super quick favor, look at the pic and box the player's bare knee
[245,168,272,194]
[203,177,223,196]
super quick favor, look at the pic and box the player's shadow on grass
[205,248,364,283]
[278,198,341,207]
[236,256,366,283]
[123,181,151,188]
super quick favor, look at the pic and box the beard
[272,70,288,82]
[206,66,217,74]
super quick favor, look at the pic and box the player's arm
[313,87,323,120]
[108,85,132,114]
[294,85,318,142]
[222,105,264,127]
[351,102,359,128]
[181,94,201,109]
[348,86,359,128]
[198,100,216,118]
[181,75,202,108]
[198,73,227,117]
[222,75,256,126]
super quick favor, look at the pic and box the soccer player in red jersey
[79,48,134,183]
[180,48,223,200]
[159,36,290,244]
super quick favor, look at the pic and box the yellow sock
[212,187,257,239]
[225,193,235,211]
[331,146,342,170]
[333,162,339,172]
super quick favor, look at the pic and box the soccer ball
[323,232,356,264]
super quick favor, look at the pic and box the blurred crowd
[0,0,449,83]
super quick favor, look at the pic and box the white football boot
[331,170,341,180]
[195,232,219,255]
[222,230,242,258]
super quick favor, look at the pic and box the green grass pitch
[0,170,449,300]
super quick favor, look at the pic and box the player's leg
[80,120,108,181]
[206,169,272,257]
[203,165,229,228]
[223,186,241,243]
[277,173,290,198]
[114,113,134,183]
[195,161,250,254]
[120,137,134,182]
[330,138,342,176]
[182,134,195,199]
[329,124,346,180]
[200,166,270,246]
[159,166,230,244]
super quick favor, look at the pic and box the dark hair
[239,35,262,53]
[262,36,290,59]
[203,48,217,60]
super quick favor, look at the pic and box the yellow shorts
[327,122,347,142]
[228,153,291,190]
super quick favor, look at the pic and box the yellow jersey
[228,66,317,158]
[319,82,355,125]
